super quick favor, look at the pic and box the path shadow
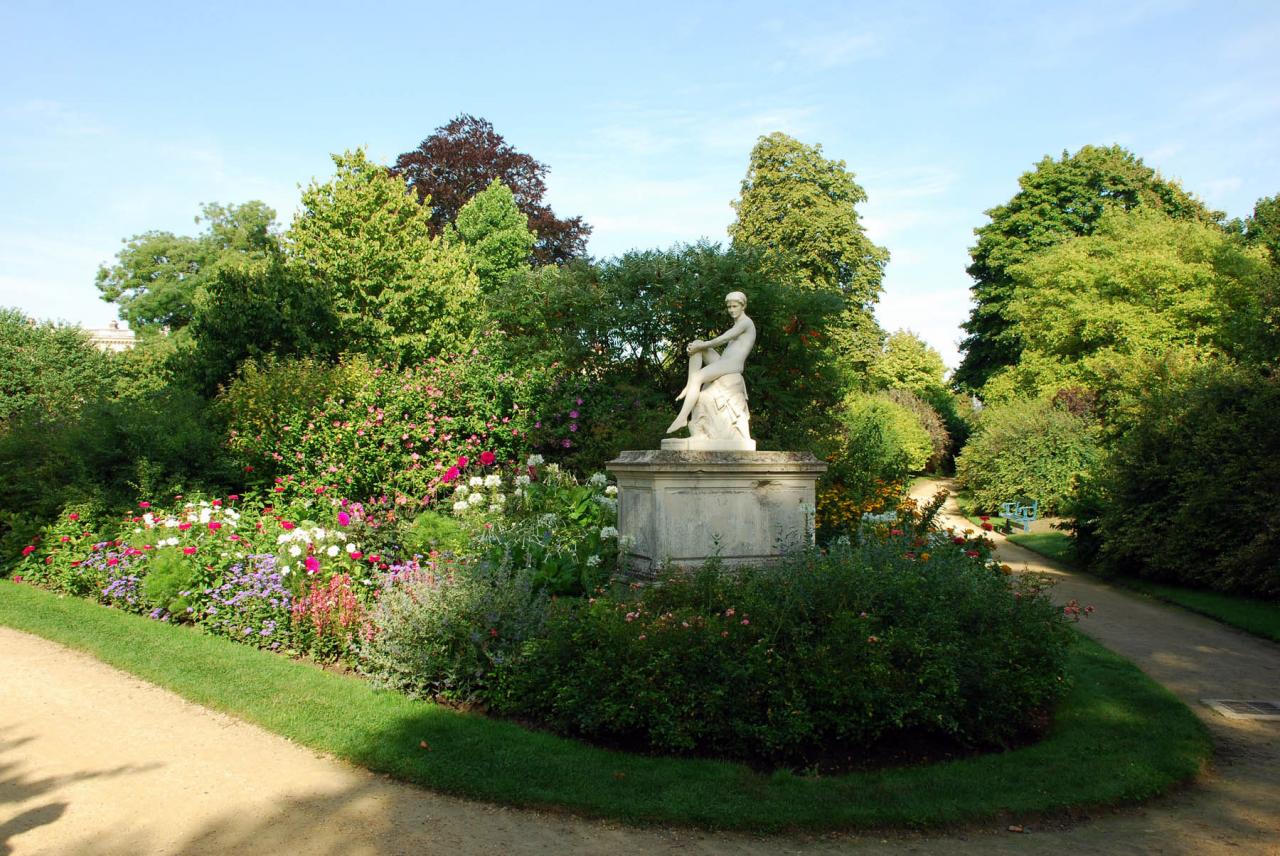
[0,726,161,854]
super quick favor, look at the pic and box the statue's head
[725,291,747,318]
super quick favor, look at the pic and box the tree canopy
[869,330,947,393]
[955,144,1221,391]
[729,132,888,306]
[286,149,479,363]
[95,200,278,330]
[452,179,536,294]
[392,115,590,266]
[728,132,889,382]
[979,207,1276,403]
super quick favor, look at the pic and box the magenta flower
[305,556,320,574]
[479,450,496,466]
[569,410,579,419]
[337,511,351,527]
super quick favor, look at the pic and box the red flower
[208,521,222,531]
[68,513,80,522]
[60,535,70,542]
[456,455,469,468]
[178,522,192,531]
[280,521,296,530]
[953,536,965,544]
[212,499,222,507]
[244,465,254,471]
[183,547,197,555]
[350,551,363,560]
[21,545,35,556]
[138,501,151,509]
[107,557,119,566]
[965,550,980,558]
[979,515,990,521]
[479,450,496,466]
[981,522,993,531]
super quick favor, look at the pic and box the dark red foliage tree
[391,115,591,266]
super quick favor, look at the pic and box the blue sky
[2,0,1277,367]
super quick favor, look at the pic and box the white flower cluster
[452,472,510,516]
[588,472,608,487]
[527,454,544,466]
[276,525,359,555]
[599,526,618,540]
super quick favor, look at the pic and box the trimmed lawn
[1007,531,1280,644]
[0,580,1210,832]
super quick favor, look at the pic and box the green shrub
[402,510,470,556]
[1089,362,1280,599]
[955,398,1099,515]
[502,535,1072,765]
[445,461,619,595]
[883,388,950,472]
[220,353,571,502]
[360,560,552,703]
[0,307,117,424]
[140,548,201,616]
[825,394,932,506]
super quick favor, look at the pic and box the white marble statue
[664,292,756,446]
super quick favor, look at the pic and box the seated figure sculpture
[662,291,756,451]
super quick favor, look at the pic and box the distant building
[86,320,136,352]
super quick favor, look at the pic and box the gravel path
[2,479,1277,854]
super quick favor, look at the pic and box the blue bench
[998,499,1039,533]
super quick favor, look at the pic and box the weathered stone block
[606,450,827,575]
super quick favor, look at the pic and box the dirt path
[2,479,1277,854]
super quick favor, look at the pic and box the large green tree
[869,329,947,393]
[955,145,1221,391]
[980,207,1276,403]
[729,132,889,380]
[96,200,278,330]
[286,149,479,363]
[451,179,536,294]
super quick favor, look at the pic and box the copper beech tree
[391,115,591,266]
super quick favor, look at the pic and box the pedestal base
[660,436,756,451]
[606,450,828,576]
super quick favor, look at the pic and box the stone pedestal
[606,450,828,575]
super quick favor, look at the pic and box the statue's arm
[699,317,750,350]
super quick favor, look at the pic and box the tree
[0,308,115,423]
[869,329,947,393]
[392,115,591,265]
[286,149,479,363]
[729,132,888,305]
[185,255,340,394]
[728,132,889,383]
[452,179,536,293]
[981,207,1276,403]
[1243,194,1280,267]
[96,201,278,330]
[955,145,1221,391]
